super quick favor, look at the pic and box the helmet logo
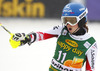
[79,8,85,11]
[63,5,72,12]
[65,5,70,8]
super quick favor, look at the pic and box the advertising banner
[87,0,100,21]
[0,0,69,18]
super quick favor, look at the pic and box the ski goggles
[61,8,88,26]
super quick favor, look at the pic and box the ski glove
[12,33,31,46]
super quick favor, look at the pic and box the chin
[68,31,73,34]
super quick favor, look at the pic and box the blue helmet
[61,3,88,26]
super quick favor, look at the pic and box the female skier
[11,3,97,71]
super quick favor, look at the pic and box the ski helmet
[61,3,88,26]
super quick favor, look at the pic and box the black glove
[12,33,31,46]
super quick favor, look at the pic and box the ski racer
[10,3,97,71]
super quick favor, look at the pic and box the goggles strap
[78,8,88,20]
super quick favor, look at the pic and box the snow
[0,18,100,71]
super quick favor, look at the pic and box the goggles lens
[62,17,77,25]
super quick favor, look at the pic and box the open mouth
[69,28,72,31]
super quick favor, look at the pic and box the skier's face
[66,23,79,34]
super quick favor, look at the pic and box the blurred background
[0,0,100,71]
